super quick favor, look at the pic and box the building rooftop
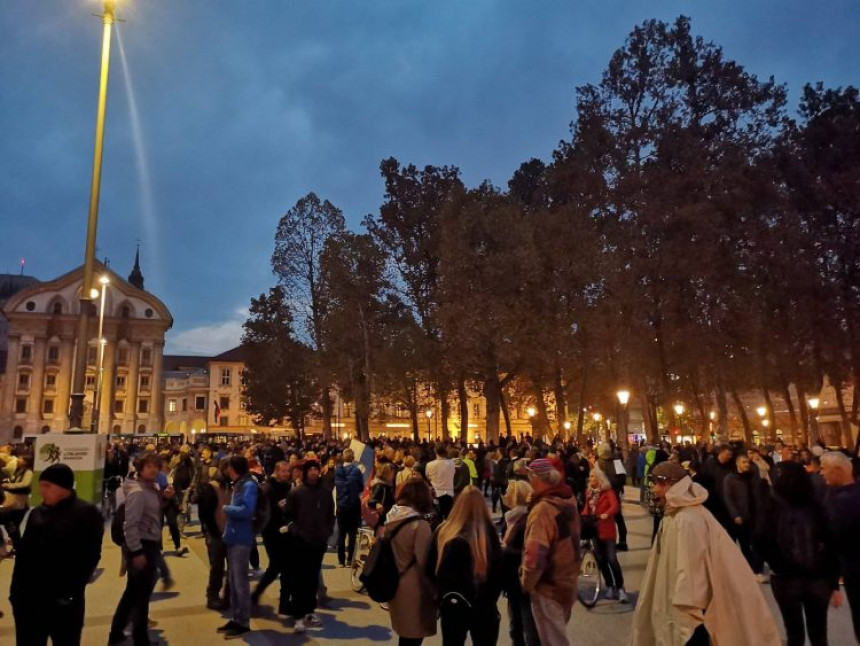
[0,274,40,308]
[211,346,247,362]
[163,355,211,372]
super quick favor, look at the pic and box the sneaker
[618,589,629,604]
[294,619,306,634]
[379,602,390,611]
[217,621,238,633]
[604,586,616,600]
[305,613,323,628]
[176,546,189,556]
[161,578,175,591]
[756,573,768,584]
[223,625,250,640]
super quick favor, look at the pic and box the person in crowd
[197,461,230,610]
[395,454,419,496]
[426,444,456,519]
[722,452,767,581]
[10,464,103,646]
[631,461,780,646]
[582,468,628,602]
[170,445,196,531]
[252,460,292,605]
[464,448,479,487]
[749,447,772,485]
[320,455,337,492]
[217,455,258,640]
[369,461,397,529]
[282,459,335,633]
[385,479,437,646]
[109,452,167,646]
[450,448,472,496]
[596,443,628,551]
[157,457,186,558]
[521,458,580,646]
[755,461,841,646]
[494,448,512,513]
[821,450,860,641]
[500,479,540,646]
[335,448,364,568]
[702,443,736,534]
[0,455,33,545]
[429,486,502,646]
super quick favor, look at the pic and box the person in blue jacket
[217,455,258,640]
[334,448,364,567]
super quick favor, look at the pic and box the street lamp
[425,408,433,442]
[91,275,110,433]
[526,406,537,418]
[808,397,820,443]
[756,406,767,419]
[673,403,685,416]
[617,390,630,446]
[70,0,120,430]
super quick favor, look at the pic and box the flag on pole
[349,439,375,492]
[214,400,221,423]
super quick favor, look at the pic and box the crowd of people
[0,433,858,646]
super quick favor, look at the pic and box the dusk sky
[2,1,857,355]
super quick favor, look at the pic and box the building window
[116,375,126,390]
[45,373,57,389]
[113,424,121,433]
[18,372,31,389]
[15,398,27,414]
[195,396,206,410]
[86,375,96,389]
[87,347,97,365]
[114,399,124,414]
[220,416,229,427]
[43,399,54,415]
[138,399,149,414]
[221,368,231,386]
[40,425,50,434]
[182,398,188,412]
[47,346,60,363]
[137,424,146,433]
[13,426,24,440]
[473,403,480,418]
[52,302,63,315]
[140,374,151,390]
[20,345,33,363]
[168,399,177,413]
[141,349,152,366]
[219,396,230,411]
[121,306,131,318]
[117,348,129,366]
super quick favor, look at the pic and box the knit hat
[39,463,75,490]
[651,461,687,483]
[525,458,557,477]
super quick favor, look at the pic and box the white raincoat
[630,476,781,646]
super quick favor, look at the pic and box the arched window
[52,302,62,315]
[113,425,122,434]
[40,425,50,435]
[121,306,131,318]
[136,424,146,434]
[13,426,24,439]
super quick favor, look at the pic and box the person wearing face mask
[281,459,335,634]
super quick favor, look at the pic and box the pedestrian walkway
[0,491,854,645]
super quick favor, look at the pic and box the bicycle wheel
[578,544,601,608]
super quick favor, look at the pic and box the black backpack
[110,504,126,546]
[360,516,421,602]
[775,505,824,574]
[252,480,272,534]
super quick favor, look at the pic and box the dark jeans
[255,532,287,600]
[685,624,710,646]
[437,495,453,520]
[594,537,624,589]
[615,494,628,544]
[109,542,160,646]
[440,601,500,646]
[770,574,830,646]
[163,504,181,550]
[843,575,860,643]
[734,523,763,574]
[399,638,424,646]
[508,594,540,646]
[337,507,360,566]
[205,532,228,603]
[13,595,85,646]
[284,540,326,619]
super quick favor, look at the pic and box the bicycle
[350,526,377,593]
[577,535,602,609]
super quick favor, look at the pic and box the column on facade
[31,337,47,432]
[151,341,164,433]
[57,335,75,430]
[97,336,116,435]
[0,336,21,435]
[124,341,140,434]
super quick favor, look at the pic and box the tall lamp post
[91,276,110,434]
[673,403,685,443]
[756,406,768,444]
[425,408,433,443]
[617,390,630,448]
[807,398,820,444]
[69,0,118,430]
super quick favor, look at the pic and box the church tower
[128,245,145,290]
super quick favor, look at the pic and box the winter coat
[262,477,292,539]
[1,468,33,510]
[824,480,860,580]
[385,506,437,639]
[521,483,581,609]
[9,493,103,603]
[452,459,471,495]
[429,524,502,611]
[286,481,335,549]
[722,471,765,525]
[368,479,395,525]
[197,478,230,537]
[630,476,781,646]
[122,477,163,555]
[334,462,364,511]
[500,505,530,599]
[223,474,258,546]
[581,487,620,542]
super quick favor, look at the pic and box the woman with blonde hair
[581,468,628,603]
[501,480,540,646]
[395,455,419,496]
[428,486,502,646]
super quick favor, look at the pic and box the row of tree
[241,16,860,446]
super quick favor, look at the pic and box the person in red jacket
[582,468,628,603]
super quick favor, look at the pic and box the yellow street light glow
[756,406,767,418]
[563,421,572,430]
[527,407,537,418]
[673,403,685,416]
[808,398,820,410]
[90,288,100,299]
[616,390,630,406]
[762,420,770,428]
[592,412,602,422]
[425,409,433,419]
[99,275,110,285]
[709,411,717,420]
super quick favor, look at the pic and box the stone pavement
[0,491,856,645]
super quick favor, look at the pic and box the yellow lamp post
[91,275,110,433]
[807,397,820,443]
[425,408,433,442]
[617,389,630,447]
[69,0,119,430]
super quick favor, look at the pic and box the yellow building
[0,256,172,442]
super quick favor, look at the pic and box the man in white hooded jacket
[630,461,781,646]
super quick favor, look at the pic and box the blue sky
[1,0,857,354]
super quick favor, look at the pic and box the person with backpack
[281,459,335,633]
[755,461,840,646]
[10,464,103,646]
[451,448,472,496]
[335,449,365,568]
[196,461,231,610]
[368,462,396,530]
[217,455,258,640]
[170,447,196,531]
[383,479,437,646]
[109,452,165,646]
[428,486,502,646]
[500,480,540,646]
[252,460,291,606]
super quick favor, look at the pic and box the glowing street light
[709,411,717,421]
[617,389,631,445]
[425,408,433,441]
[756,406,767,418]
[616,390,630,406]
[592,412,602,422]
[807,398,820,411]
[673,403,685,417]
[563,421,572,431]
[92,275,110,433]
[527,406,537,418]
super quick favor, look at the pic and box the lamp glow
[616,390,630,406]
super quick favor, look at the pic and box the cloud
[165,308,247,356]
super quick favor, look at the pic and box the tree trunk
[730,389,753,445]
[576,367,588,444]
[834,382,853,448]
[531,376,551,440]
[797,387,811,446]
[499,387,513,441]
[484,374,501,444]
[411,406,420,444]
[717,384,729,442]
[458,377,469,442]
[762,387,778,444]
[440,396,451,441]
[779,379,799,440]
[554,367,567,431]
[320,387,333,441]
